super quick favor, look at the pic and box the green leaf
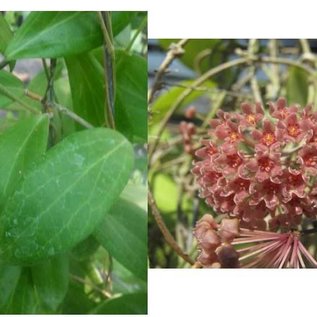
[0,264,21,311]
[31,254,69,311]
[150,79,216,125]
[65,52,105,127]
[4,268,41,314]
[0,15,13,53]
[115,50,147,142]
[112,12,136,36]
[94,199,147,281]
[0,71,24,108]
[0,128,134,265]
[286,66,309,105]
[92,292,147,314]
[0,114,49,209]
[5,12,103,60]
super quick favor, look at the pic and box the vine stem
[148,39,189,105]
[25,90,93,129]
[0,82,40,114]
[98,11,116,129]
[148,188,195,265]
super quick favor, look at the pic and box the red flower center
[262,133,276,146]
[234,178,249,190]
[304,154,317,167]
[287,124,300,137]
[263,181,280,194]
[258,157,275,172]
[287,174,302,187]
[227,154,242,168]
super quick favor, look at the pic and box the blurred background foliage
[148,39,317,268]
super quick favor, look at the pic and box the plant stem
[25,89,93,129]
[0,82,40,113]
[42,58,57,112]
[148,38,189,105]
[98,11,116,129]
[148,188,195,265]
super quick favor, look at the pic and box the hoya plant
[0,11,147,314]
[148,39,317,268]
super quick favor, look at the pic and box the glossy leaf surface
[0,128,133,265]
[0,115,49,208]
[5,12,103,59]
[0,71,24,108]
[0,15,13,53]
[111,12,136,36]
[115,50,147,142]
[65,53,105,127]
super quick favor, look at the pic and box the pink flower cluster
[193,98,317,230]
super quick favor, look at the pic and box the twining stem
[98,11,116,129]
[25,90,93,129]
[148,188,195,265]
[42,59,57,107]
[148,38,189,105]
[41,58,50,80]
[0,82,40,113]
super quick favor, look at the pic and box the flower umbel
[193,98,317,230]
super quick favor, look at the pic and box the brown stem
[25,90,93,129]
[148,188,195,265]
[148,39,189,105]
[98,11,116,129]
